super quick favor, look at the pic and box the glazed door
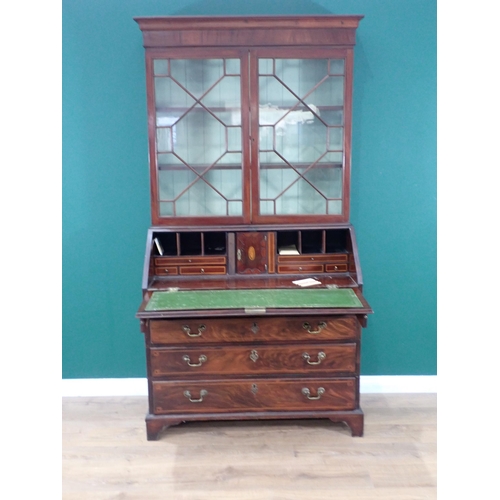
[250,48,353,224]
[148,49,251,225]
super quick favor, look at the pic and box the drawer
[278,254,348,263]
[152,377,357,414]
[277,264,324,274]
[179,265,226,275]
[149,316,360,344]
[150,343,357,377]
[155,256,226,266]
[155,266,178,276]
[325,264,348,273]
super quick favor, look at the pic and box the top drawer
[149,315,360,345]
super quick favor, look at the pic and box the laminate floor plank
[62,394,436,500]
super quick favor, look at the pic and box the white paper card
[292,278,322,287]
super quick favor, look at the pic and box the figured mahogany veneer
[150,316,360,344]
[150,343,357,376]
[152,378,357,414]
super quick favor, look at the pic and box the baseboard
[62,375,437,397]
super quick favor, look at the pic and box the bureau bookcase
[134,15,372,440]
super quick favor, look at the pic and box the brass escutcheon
[250,350,259,362]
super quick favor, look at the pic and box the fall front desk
[137,287,372,439]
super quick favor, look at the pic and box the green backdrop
[62,0,436,378]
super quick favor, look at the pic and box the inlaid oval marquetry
[248,246,256,261]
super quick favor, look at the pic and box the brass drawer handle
[249,350,259,362]
[183,389,208,403]
[302,387,325,400]
[182,324,206,337]
[302,321,327,334]
[302,351,326,365]
[182,354,207,367]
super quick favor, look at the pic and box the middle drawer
[150,343,356,377]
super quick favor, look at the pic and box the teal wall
[63,0,436,378]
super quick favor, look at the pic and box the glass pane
[329,59,345,75]
[227,126,242,152]
[153,59,169,76]
[225,59,241,75]
[260,200,275,215]
[259,126,274,151]
[328,200,342,215]
[156,128,172,152]
[328,127,344,151]
[259,59,274,75]
[159,201,174,216]
[228,200,243,216]
[258,57,345,216]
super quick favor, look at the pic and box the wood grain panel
[150,343,356,377]
[152,377,357,414]
[149,316,360,344]
[141,29,357,48]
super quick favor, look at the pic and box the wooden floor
[62,394,436,499]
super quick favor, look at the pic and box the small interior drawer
[277,264,324,274]
[155,266,178,276]
[325,264,348,273]
[155,256,226,266]
[179,265,226,275]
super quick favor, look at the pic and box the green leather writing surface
[145,288,363,311]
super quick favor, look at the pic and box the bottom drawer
[152,377,357,414]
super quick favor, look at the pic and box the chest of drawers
[139,311,368,440]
